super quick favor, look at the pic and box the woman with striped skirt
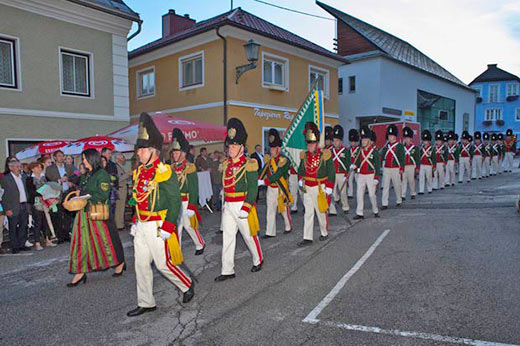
[67,149,125,287]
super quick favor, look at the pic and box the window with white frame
[507,83,518,97]
[516,108,520,121]
[0,36,18,89]
[60,49,91,97]
[137,67,155,98]
[179,52,203,90]
[309,65,329,97]
[485,108,502,121]
[349,76,356,93]
[262,53,288,90]
[489,84,499,103]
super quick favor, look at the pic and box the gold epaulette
[156,163,172,183]
[132,169,138,182]
[218,159,228,172]
[246,158,259,172]
[185,162,196,174]
[278,156,288,167]
[322,149,332,160]
[263,154,270,163]
[300,151,306,160]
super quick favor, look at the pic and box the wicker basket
[62,191,88,212]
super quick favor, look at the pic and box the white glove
[373,179,379,186]
[238,209,249,219]
[349,164,355,170]
[159,230,171,241]
[130,224,137,237]
[185,209,195,218]
[325,187,333,195]
[298,180,303,188]
[28,215,34,228]
[258,179,265,186]
[342,175,347,183]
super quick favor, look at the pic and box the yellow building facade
[129,9,345,151]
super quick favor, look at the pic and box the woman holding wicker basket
[65,149,125,287]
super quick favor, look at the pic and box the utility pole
[231,0,233,10]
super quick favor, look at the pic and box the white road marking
[303,229,391,323]
[315,321,520,346]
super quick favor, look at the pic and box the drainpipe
[127,19,143,42]
[216,26,228,125]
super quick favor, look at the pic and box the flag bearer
[401,126,419,200]
[472,131,484,180]
[258,129,293,238]
[127,113,194,318]
[381,124,404,209]
[329,125,350,215]
[490,133,499,176]
[170,128,205,255]
[419,130,436,194]
[215,118,263,282]
[433,130,447,190]
[504,129,516,172]
[482,132,491,178]
[497,133,505,174]
[458,131,473,183]
[353,126,380,219]
[347,129,360,199]
[446,131,458,186]
[297,122,335,246]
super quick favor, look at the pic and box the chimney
[488,64,498,68]
[162,9,196,38]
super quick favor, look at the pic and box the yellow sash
[270,157,294,213]
[248,205,260,237]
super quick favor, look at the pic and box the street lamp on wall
[236,39,260,84]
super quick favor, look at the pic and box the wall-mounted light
[236,39,260,84]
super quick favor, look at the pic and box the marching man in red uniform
[347,129,360,199]
[329,125,350,215]
[380,124,404,209]
[401,126,419,200]
[472,131,484,180]
[458,131,473,183]
[503,128,516,172]
[433,130,447,190]
[419,130,436,194]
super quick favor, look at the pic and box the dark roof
[129,7,344,62]
[316,1,470,89]
[67,0,140,21]
[469,64,520,85]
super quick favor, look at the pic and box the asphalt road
[1,166,519,346]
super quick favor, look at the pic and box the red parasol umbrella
[16,140,70,160]
[62,136,134,155]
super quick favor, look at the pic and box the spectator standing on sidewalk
[115,153,130,230]
[187,145,195,163]
[210,151,223,211]
[195,147,211,172]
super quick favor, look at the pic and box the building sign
[382,107,402,116]
[254,107,294,122]
[404,110,415,116]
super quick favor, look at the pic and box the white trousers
[221,201,263,275]
[347,172,357,198]
[266,186,292,236]
[459,157,471,182]
[289,174,301,211]
[134,221,191,308]
[499,156,504,173]
[472,155,483,179]
[356,173,378,216]
[330,173,349,214]
[491,157,499,175]
[504,152,514,172]
[177,201,205,250]
[419,165,433,193]
[483,157,491,177]
[382,167,402,206]
[446,160,456,185]
[303,185,328,241]
[401,165,416,198]
[433,162,445,189]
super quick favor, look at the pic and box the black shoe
[396,203,401,207]
[471,178,476,180]
[343,210,349,214]
[11,249,19,254]
[194,247,205,256]
[452,184,455,186]
[319,235,328,241]
[215,274,236,282]
[297,240,313,247]
[112,263,127,277]
[215,230,223,234]
[348,196,354,199]
[329,213,337,217]
[284,230,292,234]
[251,261,263,272]
[67,274,87,287]
[374,213,380,218]
[19,246,31,251]
[261,235,276,239]
[402,197,406,201]
[57,240,65,244]
[428,191,432,194]
[353,215,364,220]
[418,192,424,195]
[290,210,298,214]
[411,195,416,199]
[381,206,388,210]
[183,282,195,303]
[127,306,156,317]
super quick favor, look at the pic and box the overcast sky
[126,0,520,85]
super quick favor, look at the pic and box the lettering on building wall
[254,108,294,122]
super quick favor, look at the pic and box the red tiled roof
[129,7,345,62]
